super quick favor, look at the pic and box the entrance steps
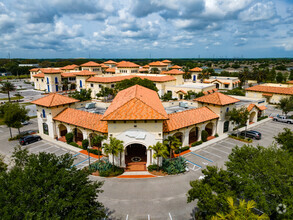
[117,171,156,179]
[125,161,147,172]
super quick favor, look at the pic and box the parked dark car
[19,135,42,145]
[240,130,262,140]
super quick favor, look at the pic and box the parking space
[184,119,293,175]
[24,140,98,169]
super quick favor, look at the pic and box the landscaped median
[228,134,252,143]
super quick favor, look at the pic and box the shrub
[228,135,253,143]
[174,146,190,154]
[191,141,203,147]
[161,157,187,175]
[201,130,208,142]
[215,133,219,137]
[69,142,80,148]
[258,116,268,121]
[88,149,102,156]
[65,132,73,144]
[82,139,89,150]
[90,159,124,177]
[147,164,160,172]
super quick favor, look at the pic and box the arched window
[80,80,82,88]
[223,121,229,133]
[42,109,46,118]
[55,77,58,83]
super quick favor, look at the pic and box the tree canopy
[187,144,293,219]
[115,77,158,92]
[0,102,29,137]
[276,97,293,116]
[274,128,293,153]
[69,88,92,101]
[0,82,16,102]
[0,146,106,219]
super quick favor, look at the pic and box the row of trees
[187,128,293,219]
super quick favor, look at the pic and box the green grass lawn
[0,96,24,101]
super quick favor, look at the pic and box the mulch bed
[149,170,168,176]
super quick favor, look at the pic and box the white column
[183,129,189,146]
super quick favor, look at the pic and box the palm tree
[163,136,182,158]
[102,137,124,165]
[211,197,269,220]
[1,82,16,102]
[148,142,169,170]
[92,135,107,161]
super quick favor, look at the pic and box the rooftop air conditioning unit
[85,102,96,109]
[179,102,188,108]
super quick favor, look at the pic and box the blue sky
[0,0,292,58]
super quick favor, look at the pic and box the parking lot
[183,119,292,174]
[23,140,98,169]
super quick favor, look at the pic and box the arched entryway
[125,144,147,171]
[205,122,214,136]
[189,127,199,145]
[249,111,257,124]
[173,132,183,143]
[59,124,67,137]
[215,83,220,89]
[73,128,83,143]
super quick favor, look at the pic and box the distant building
[19,64,39,67]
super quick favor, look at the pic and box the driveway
[93,119,292,219]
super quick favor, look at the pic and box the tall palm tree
[212,197,269,220]
[163,136,182,158]
[148,142,169,170]
[1,82,16,102]
[103,137,124,165]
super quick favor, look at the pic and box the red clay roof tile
[163,107,219,132]
[194,92,240,105]
[31,93,79,107]
[246,85,293,95]
[54,108,107,133]
[102,85,168,120]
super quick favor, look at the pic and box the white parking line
[55,150,68,156]
[35,145,55,152]
[169,212,173,220]
[28,143,48,151]
[209,146,229,155]
[50,148,64,154]
[126,214,128,220]
[148,214,150,220]
[201,149,221,158]
[218,145,233,151]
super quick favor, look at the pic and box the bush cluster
[88,149,102,156]
[191,140,203,147]
[229,135,252,143]
[69,142,79,147]
[65,132,73,144]
[258,116,268,121]
[174,146,190,154]
[90,160,124,177]
[161,157,187,175]
[147,164,159,172]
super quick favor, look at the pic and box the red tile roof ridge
[102,85,168,120]
[194,92,240,105]
[80,61,101,67]
[31,93,79,107]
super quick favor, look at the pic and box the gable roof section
[60,64,79,70]
[190,67,202,72]
[162,60,172,63]
[194,92,240,105]
[164,69,185,75]
[61,72,76,78]
[171,65,182,69]
[116,61,139,68]
[247,104,267,112]
[41,68,62,74]
[80,61,100,67]
[105,68,116,73]
[33,72,45,78]
[104,60,117,64]
[86,75,176,83]
[163,107,219,132]
[102,85,168,120]
[54,108,107,133]
[73,70,96,76]
[31,93,79,107]
[149,61,168,66]
[30,68,40,72]
[245,85,293,95]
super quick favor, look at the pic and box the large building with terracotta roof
[32,84,266,169]
[245,83,293,103]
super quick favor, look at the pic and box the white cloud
[239,1,276,21]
